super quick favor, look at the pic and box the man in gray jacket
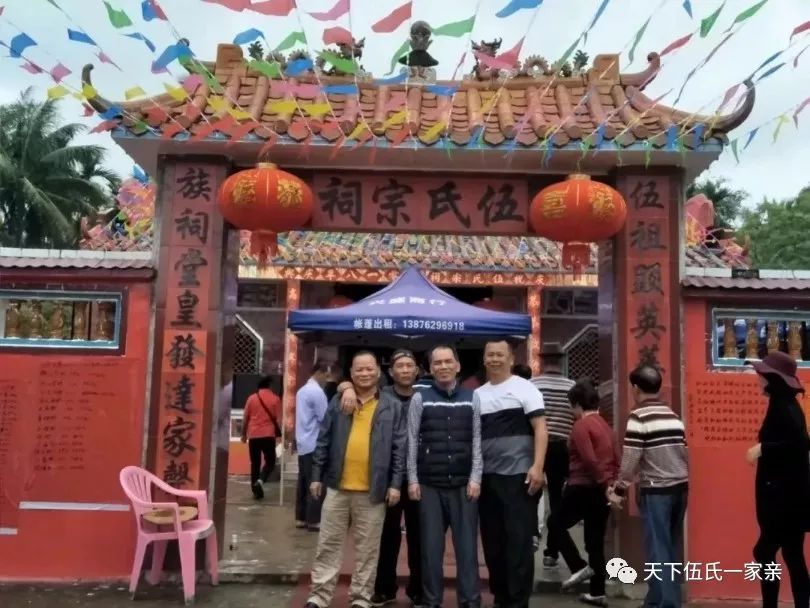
[305,351,407,608]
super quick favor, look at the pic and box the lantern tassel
[249,230,278,269]
[561,243,591,279]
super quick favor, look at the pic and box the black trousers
[248,437,277,485]
[754,527,810,608]
[480,473,537,608]
[542,440,569,558]
[295,453,324,526]
[374,485,422,600]
[547,484,610,596]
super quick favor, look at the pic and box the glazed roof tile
[85,43,754,150]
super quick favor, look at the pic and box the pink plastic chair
[119,466,218,604]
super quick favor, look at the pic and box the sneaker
[543,556,558,569]
[579,594,607,607]
[252,481,264,499]
[562,566,595,590]
[370,593,396,606]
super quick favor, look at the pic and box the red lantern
[529,174,627,275]
[218,162,314,267]
[327,295,353,308]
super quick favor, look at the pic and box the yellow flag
[125,86,147,100]
[265,100,298,114]
[207,95,227,112]
[422,121,447,140]
[47,85,70,100]
[301,103,332,118]
[348,122,369,140]
[163,83,187,102]
[82,84,97,100]
[382,109,407,130]
[228,107,253,121]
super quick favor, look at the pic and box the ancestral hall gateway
[0,30,780,600]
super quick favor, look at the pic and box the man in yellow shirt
[306,351,407,608]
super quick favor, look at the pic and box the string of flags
[0,0,807,164]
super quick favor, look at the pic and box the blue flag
[152,42,193,72]
[286,57,314,77]
[233,28,264,46]
[322,84,359,95]
[9,33,36,58]
[495,0,542,19]
[124,32,156,53]
[68,29,97,46]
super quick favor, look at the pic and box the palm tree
[0,88,120,248]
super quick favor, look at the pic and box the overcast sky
[1,0,809,206]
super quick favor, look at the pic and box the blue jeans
[639,489,688,608]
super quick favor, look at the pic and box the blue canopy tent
[287,267,532,349]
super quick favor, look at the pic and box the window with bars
[0,290,123,350]
[712,308,810,367]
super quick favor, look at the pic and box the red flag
[309,0,349,21]
[90,119,118,133]
[203,0,250,10]
[190,122,218,141]
[389,128,410,146]
[250,0,295,16]
[660,33,692,56]
[790,20,810,40]
[258,132,278,158]
[226,120,259,145]
[473,37,524,71]
[161,122,185,139]
[323,26,353,46]
[371,2,412,33]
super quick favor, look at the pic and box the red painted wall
[684,298,810,600]
[0,280,152,580]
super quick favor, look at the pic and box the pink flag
[50,62,71,83]
[0,7,4,15]
[90,119,118,134]
[660,33,692,56]
[323,26,353,46]
[795,43,810,68]
[21,61,43,74]
[717,83,740,112]
[82,103,94,117]
[793,96,810,127]
[250,0,295,15]
[384,91,407,113]
[371,2,412,33]
[183,74,203,94]
[474,37,524,71]
[309,0,349,21]
[270,80,320,97]
[203,0,250,10]
[97,51,122,70]
[790,20,810,40]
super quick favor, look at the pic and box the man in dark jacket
[407,345,483,608]
[305,351,407,608]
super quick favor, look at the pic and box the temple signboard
[311,174,529,234]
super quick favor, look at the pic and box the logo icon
[606,557,638,584]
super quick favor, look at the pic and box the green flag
[318,50,358,75]
[628,17,651,64]
[387,39,410,75]
[730,138,740,163]
[103,1,133,28]
[700,2,725,37]
[274,31,307,52]
[249,59,282,79]
[555,36,581,69]
[433,16,476,37]
[772,113,789,143]
[725,0,768,31]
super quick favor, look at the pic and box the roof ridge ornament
[398,21,438,83]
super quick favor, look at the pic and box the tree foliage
[0,88,120,248]
[686,176,747,229]
[738,186,810,270]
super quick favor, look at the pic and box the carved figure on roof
[471,38,520,81]
[316,37,366,76]
[397,21,438,81]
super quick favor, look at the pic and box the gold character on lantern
[278,179,303,208]
[542,191,566,219]
[233,177,257,206]
[590,185,615,221]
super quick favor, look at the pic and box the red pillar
[527,285,542,376]
[605,167,684,571]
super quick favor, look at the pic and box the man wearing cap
[607,365,688,608]
[530,342,576,563]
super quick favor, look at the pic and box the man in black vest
[407,345,483,608]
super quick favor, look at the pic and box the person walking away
[607,365,688,608]
[241,375,283,499]
[547,379,619,607]
[295,360,333,530]
[745,351,810,608]
[408,345,483,608]
[477,340,547,608]
[530,342,575,563]
[305,351,406,608]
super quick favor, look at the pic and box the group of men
[293,340,689,608]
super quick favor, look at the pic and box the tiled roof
[683,276,810,291]
[0,249,154,270]
[84,43,754,150]
[684,243,750,270]
[239,231,598,273]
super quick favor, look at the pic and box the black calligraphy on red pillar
[174,209,210,245]
[165,375,195,414]
[162,416,196,458]
[174,249,208,288]
[629,180,663,210]
[163,459,193,488]
[372,178,413,227]
[632,302,666,340]
[166,334,203,370]
[630,221,666,251]
[632,263,664,295]
[477,184,524,226]
[176,167,212,201]
[318,176,363,226]
[170,290,202,328]
[427,181,471,228]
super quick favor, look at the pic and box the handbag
[256,392,283,438]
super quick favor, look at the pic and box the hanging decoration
[529,175,627,276]
[217,163,314,268]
